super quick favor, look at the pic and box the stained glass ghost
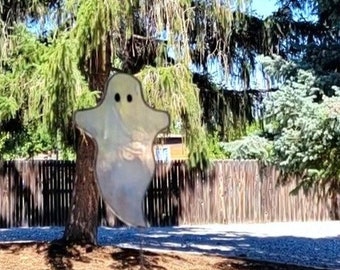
[74,73,170,227]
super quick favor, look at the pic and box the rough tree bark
[63,40,111,245]
[63,133,99,244]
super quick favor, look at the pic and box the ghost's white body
[75,73,169,227]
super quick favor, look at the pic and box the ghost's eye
[114,93,121,102]
[127,94,133,102]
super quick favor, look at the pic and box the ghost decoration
[75,73,170,227]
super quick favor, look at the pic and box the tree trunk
[63,133,99,245]
[63,39,111,245]
[330,191,340,220]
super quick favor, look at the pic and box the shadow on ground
[45,240,93,270]
[0,225,338,269]
[99,226,339,269]
[0,241,321,270]
[111,248,167,269]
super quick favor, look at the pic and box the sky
[251,0,278,18]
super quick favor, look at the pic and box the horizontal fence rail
[0,160,334,228]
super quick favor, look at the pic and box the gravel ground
[0,221,339,269]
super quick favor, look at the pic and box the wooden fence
[0,160,334,228]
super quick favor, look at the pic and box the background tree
[260,55,340,219]
[223,0,340,218]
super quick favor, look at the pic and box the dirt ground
[0,242,317,270]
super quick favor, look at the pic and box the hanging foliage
[1,0,258,166]
[137,64,209,167]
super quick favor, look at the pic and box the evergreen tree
[257,0,340,218]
